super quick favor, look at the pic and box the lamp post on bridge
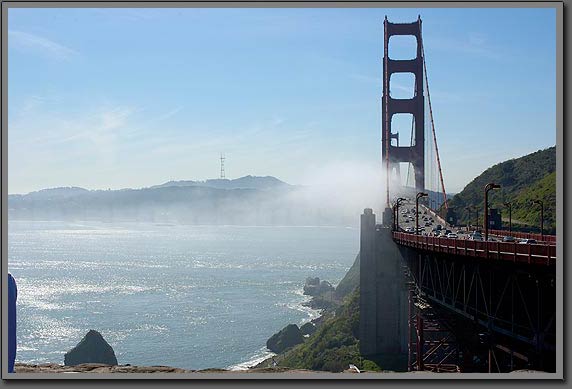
[532,199,544,241]
[416,192,428,235]
[484,183,501,241]
[465,206,472,231]
[395,197,406,232]
[504,202,512,233]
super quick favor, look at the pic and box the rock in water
[318,280,335,295]
[266,324,304,353]
[64,330,118,366]
[303,277,335,296]
[303,277,321,296]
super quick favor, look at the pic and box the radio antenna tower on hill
[220,153,226,179]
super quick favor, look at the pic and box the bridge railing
[488,229,556,244]
[392,232,555,266]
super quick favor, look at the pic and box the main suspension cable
[421,37,449,211]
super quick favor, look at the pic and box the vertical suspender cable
[406,82,417,187]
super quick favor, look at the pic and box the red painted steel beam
[391,232,555,265]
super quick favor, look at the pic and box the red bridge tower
[382,16,425,207]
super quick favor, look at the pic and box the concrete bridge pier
[359,208,409,371]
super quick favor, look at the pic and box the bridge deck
[487,229,556,244]
[393,232,555,266]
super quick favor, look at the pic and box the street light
[532,199,544,241]
[416,192,428,235]
[395,197,406,232]
[465,206,472,230]
[503,202,512,233]
[484,183,501,241]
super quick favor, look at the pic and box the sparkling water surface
[8,221,358,370]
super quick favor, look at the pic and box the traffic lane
[396,207,547,243]
[396,203,447,235]
[397,210,473,237]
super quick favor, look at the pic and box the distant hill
[10,186,89,199]
[7,175,362,226]
[150,175,292,191]
[447,146,556,233]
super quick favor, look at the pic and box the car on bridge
[519,239,538,244]
[446,233,458,239]
[502,236,516,242]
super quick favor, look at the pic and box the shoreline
[13,362,364,374]
[12,283,332,372]
[11,289,336,374]
[246,280,342,371]
[229,286,325,371]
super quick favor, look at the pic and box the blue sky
[8,7,556,194]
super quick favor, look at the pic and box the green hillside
[277,288,384,372]
[334,254,359,300]
[447,146,556,234]
[511,171,555,231]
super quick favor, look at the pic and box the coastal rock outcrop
[300,322,316,336]
[64,330,118,366]
[266,324,304,353]
[303,277,335,296]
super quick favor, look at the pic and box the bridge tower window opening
[388,35,419,60]
[390,72,417,100]
[391,113,415,147]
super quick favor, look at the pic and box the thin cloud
[99,107,134,132]
[391,83,413,93]
[12,105,137,146]
[426,32,502,61]
[350,73,381,85]
[155,106,183,122]
[8,30,78,60]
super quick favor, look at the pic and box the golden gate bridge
[359,16,557,373]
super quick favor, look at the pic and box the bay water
[8,221,358,370]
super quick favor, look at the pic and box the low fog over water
[9,163,388,227]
